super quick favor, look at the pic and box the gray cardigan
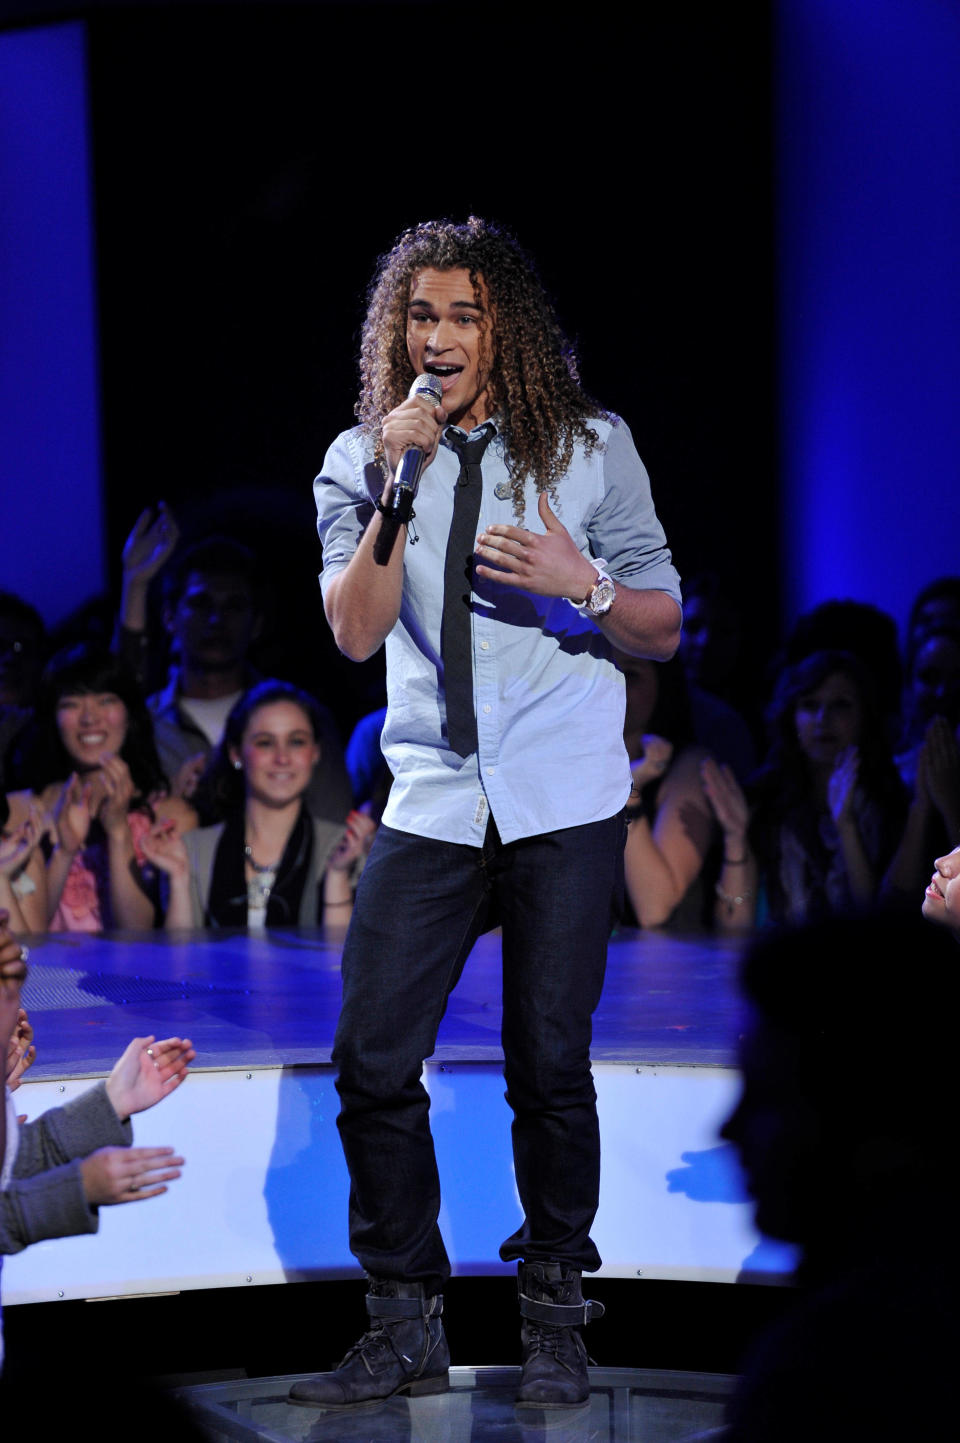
[182,814,345,927]
[1,1082,131,1256]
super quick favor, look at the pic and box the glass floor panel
[174,1365,734,1443]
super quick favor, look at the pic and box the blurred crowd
[2,504,959,938]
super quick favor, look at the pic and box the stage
[4,923,794,1311]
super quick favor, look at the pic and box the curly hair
[356,217,609,518]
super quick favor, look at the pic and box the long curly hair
[356,217,609,518]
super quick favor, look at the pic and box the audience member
[620,652,718,928]
[0,791,47,934]
[678,573,758,780]
[906,575,960,648]
[706,651,906,926]
[119,524,352,825]
[883,624,960,901]
[142,681,373,929]
[920,841,960,931]
[8,646,192,931]
[1,909,193,1368]
[782,598,903,740]
[722,912,955,1440]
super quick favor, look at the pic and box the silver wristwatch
[566,559,616,618]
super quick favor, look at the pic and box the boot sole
[288,1371,450,1409]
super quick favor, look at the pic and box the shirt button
[487,767,496,775]
[482,704,491,714]
[480,640,490,651]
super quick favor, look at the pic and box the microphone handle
[390,445,427,524]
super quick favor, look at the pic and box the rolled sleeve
[588,418,682,607]
[315,428,378,600]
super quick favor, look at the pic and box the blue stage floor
[20,925,745,1079]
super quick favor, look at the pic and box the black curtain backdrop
[87,2,776,734]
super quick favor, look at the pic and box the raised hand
[327,810,377,872]
[380,395,448,487]
[105,1034,196,1121]
[6,1006,36,1090]
[920,716,960,821]
[95,754,136,838]
[122,503,179,588]
[700,757,750,844]
[80,1145,184,1205]
[0,804,44,878]
[54,773,94,854]
[171,752,207,800]
[140,819,190,880]
[475,490,599,600]
[630,734,675,792]
[828,746,860,827]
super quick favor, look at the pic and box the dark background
[79,1,776,729]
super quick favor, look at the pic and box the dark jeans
[332,811,625,1297]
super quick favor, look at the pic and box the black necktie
[441,424,496,757]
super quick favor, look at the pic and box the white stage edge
[3,1060,795,1306]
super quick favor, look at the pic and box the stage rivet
[58,1290,64,1298]
[246,1073,252,1080]
[58,1084,65,1093]
[246,1275,253,1283]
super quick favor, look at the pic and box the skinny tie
[441,424,496,757]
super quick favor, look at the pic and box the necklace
[244,842,280,926]
[244,843,279,873]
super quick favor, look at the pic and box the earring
[233,759,243,771]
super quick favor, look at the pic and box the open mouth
[424,363,463,392]
[926,877,944,899]
[78,733,108,748]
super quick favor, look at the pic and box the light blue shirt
[317,415,681,845]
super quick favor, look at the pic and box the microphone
[389,372,444,525]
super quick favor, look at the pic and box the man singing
[290,218,681,1410]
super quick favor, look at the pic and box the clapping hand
[140,818,190,880]
[918,716,960,821]
[80,1145,184,1205]
[105,1034,196,1122]
[95,754,136,838]
[6,1006,36,1090]
[828,746,860,827]
[700,757,749,844]
[630,734,674,793]
[0,803,46,878]
[54,773,95,854]
[328,810,377,872]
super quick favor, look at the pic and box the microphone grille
[409,373,443,407]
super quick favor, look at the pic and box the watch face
[588,576,616,616]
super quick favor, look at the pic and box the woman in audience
[883,624,960,901]
[7,646,191,931]
[0,791,47,934]
[705,650,905,927]
[142,681,372,929]
[619,652,719,928]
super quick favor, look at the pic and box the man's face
[406,267,494,431]
[166,571,258,672]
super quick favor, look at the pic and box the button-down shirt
[317,415,681,845]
